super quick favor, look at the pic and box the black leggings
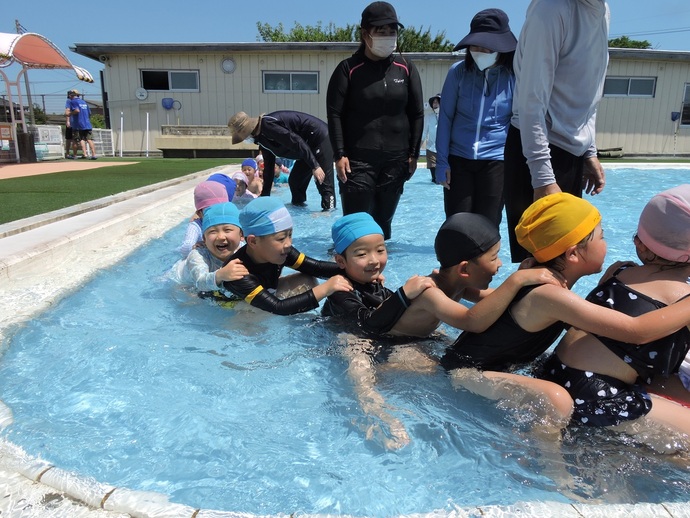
[442,155,504,227]
[339,158,408,240]
[287,137,336,208]
[503,125,585,262]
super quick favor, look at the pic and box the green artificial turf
[0,158,239,224]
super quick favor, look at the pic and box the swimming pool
[0,166,689,516]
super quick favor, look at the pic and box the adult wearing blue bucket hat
[435,8,517,228]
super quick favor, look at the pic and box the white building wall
[596,57,690,156]
[96,46,690,157]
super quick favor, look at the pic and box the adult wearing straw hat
[228,110,336,211]
[435,8,517,227]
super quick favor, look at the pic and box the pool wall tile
[103,486,197,517]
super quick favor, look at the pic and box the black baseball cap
[361,2,404,29]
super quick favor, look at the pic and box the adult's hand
[313,166,325,184]
[336,157,350,183]
[583,157,606,195]
[533,182,562,201]
[441,169,451,190]
[407,157,418,179]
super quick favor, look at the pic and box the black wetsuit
[222,245,341,315]
[327,49,424,239]
[322,280,410,336]
[255,111,336,210]
[440,285,567,372]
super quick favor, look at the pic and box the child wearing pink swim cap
[540,185,690,452]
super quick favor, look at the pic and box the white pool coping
[0,165,688,517]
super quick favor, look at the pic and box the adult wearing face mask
[435,9,517,226]
[326,1,424,240]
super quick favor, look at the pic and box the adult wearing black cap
[326,1,424,240]
[435,8,517,228]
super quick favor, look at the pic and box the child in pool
[442,193,690,433]
[178,180,230,257]
[221,197,351,315]
[324,212,563,337]
[539,185,690,450]
[323,212,562,448]
[241,158,263,197]
[171,202,248,299]
[231,171,257,202]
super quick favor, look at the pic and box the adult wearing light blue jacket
[435,9,517,226]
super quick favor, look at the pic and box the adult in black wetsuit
[228,110,336,211]
[326,1,424,239]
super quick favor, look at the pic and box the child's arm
[178,220,202,257]
[183,249,224,292]
[285,247,342,279]
[214,259,249,284]
[225,274,351,316]
[529,284,690,344]
[417,267,565,333]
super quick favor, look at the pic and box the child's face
[578,223,607,273]
[242,165,257,179]
[235,181,247,197]
[252,229,293,265]
[204,224,242,260]
[465,241,502,290]
[335,234,387,284]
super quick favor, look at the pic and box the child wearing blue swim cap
[221,197,352,315]
[170,202,248,300]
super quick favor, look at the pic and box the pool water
[0,167,689,515]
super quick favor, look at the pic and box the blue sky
[3,0,690,114]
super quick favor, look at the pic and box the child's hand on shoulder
[513,266,567,289]
[323,274,353,295]
[402,274,436,299]
[215,259,249,283]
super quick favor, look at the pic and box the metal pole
[119,111,124,157]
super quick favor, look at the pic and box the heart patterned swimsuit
[541,266,690,427]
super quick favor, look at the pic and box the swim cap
[516,193,601,262]
[240,197,293,237]
[202,202,241,235]
[194,180,228,211]
[241,158,258,170]
[637,184,690,262]
[434,213,500,268]
[231,171,249,185]
[332,212,384,255]
[207,173,236,202]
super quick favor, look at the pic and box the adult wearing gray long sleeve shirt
[503,0,609,262]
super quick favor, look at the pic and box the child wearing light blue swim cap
[170,202,247,299]
[221,197,352,315]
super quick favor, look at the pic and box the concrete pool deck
[0,160,689,517]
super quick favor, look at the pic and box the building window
[603,76,656,97]
[263,71,319,93]
[141,70,199,92]
[681,84,690,126]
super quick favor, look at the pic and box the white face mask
[470,50,498,71]
[367,34,397,58]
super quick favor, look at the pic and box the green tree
[91,113,105,129]
[31,103,48,124]
[608,36,652,49]
[256,21,454,52]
